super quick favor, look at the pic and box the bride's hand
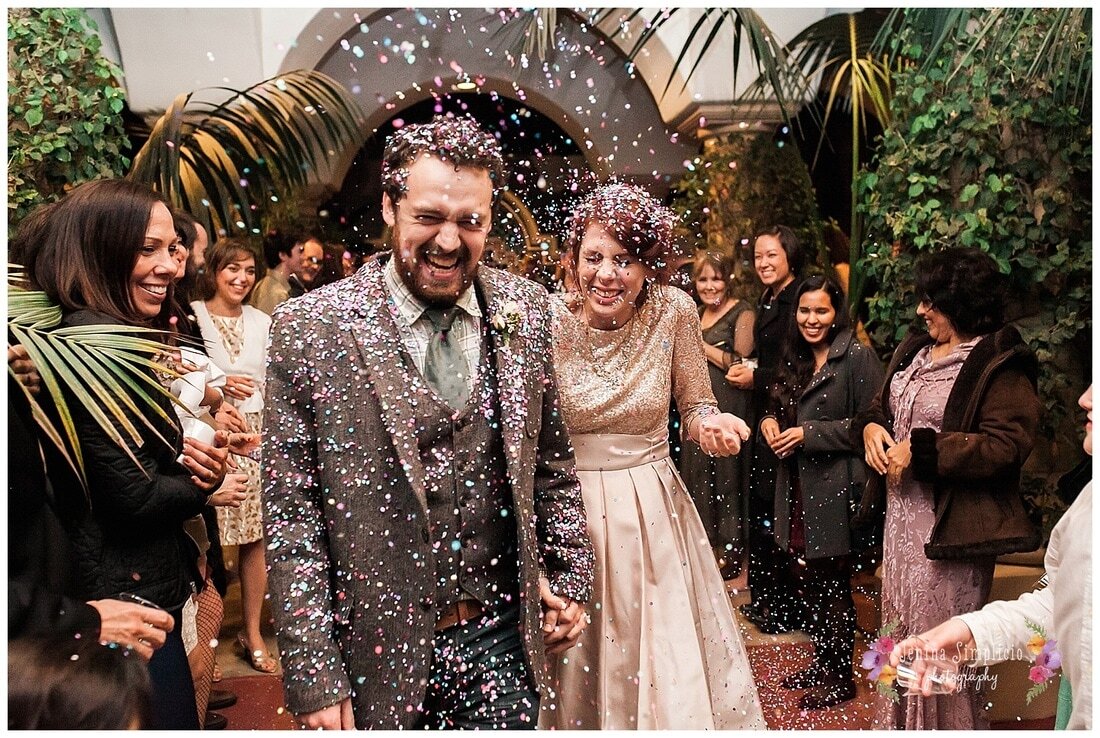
[698,412,750,457]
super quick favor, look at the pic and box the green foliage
[7,8,130,227]
[671,131,826,299]
[857,9,1091,531]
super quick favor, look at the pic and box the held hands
[223,374,257,401]
[885,439,912,487]
[724,363,754,390]
[214,402,249,434]
[863,422,896,475]
[208,471,250,508]
[297,697,354,730]
[889,619,976,697]
[698,412,751,457]
[8,345,41,395]
[181,431,230,491]
[539,576,587,655]
[88,599,175,662]
[760,417,804,459]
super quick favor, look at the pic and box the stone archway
[279,8,696,198]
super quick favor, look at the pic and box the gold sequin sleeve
[668,287,719,441]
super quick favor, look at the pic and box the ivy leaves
[857,9,1091,533]
[7,8,130,226]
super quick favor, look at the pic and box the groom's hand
[297,697,354,730]
[539,577,587,654]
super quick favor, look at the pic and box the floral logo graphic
[861,617,901,702]
[1024,619,1061,704]
[491,301,523,346]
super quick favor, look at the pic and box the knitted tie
[422,307,470,411]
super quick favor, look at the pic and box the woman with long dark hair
[18,179,229,729]
[726,225,807,632]
[761,275,883,709]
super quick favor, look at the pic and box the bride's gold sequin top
[549,285,718,438]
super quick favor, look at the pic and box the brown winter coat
[851,324,1041,559]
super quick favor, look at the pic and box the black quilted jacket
[45,310,207,611]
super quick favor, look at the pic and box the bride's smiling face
[575,222,650,329]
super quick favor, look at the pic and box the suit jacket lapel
[347,258,430,515]
[477,270,528,490]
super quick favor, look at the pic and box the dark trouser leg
[794,556,855,676]
[745,468,802,626]
[415,604,539,730]
[147,606,200,729]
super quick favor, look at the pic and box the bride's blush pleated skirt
[541,433,767,730]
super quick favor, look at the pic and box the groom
[262,116,594,729]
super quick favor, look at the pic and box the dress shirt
[383,257,481,398]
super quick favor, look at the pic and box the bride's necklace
[580,301,638,384]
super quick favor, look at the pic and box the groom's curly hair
[380,115,507,205]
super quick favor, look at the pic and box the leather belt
[435,600,485,632]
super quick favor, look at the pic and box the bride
[541,183,767,729]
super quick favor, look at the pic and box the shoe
[212,657,222,683]
[799,676,856,710]
[739,602,768,625]
[756,616,800,635]
[204,711,228,730]
[781,664,827,690]
[237,632,278,674]
[208,689,238,710]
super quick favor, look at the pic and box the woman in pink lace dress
[855,248,1040,729]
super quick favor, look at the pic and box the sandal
[236,632,278,674]
[212,658,223,683]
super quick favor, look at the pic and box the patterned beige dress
[541,285,766,730]
[191,302,269,546]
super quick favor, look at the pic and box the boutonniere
[491,301,523,346]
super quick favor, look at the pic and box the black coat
[45,311,208,610]
[8,382,100,639]
[769,330,885,559]
[747,279,800,501]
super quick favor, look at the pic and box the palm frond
[129,70,365,238]
[592,8,796,112]
[8,270,181,491]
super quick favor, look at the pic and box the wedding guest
[726,225,806,632]
[542,183,765,729]
[191,238,275,674]
[250,228,321,314]
[262,116,594,729]
[679,250,756,579]
[761,275,883,709]
[891,385,1092,730]
[855,247,1041,729]
[17,179,230,729]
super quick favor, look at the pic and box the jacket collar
[802,328,855,396]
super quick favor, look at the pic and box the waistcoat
[412,325,520,612]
